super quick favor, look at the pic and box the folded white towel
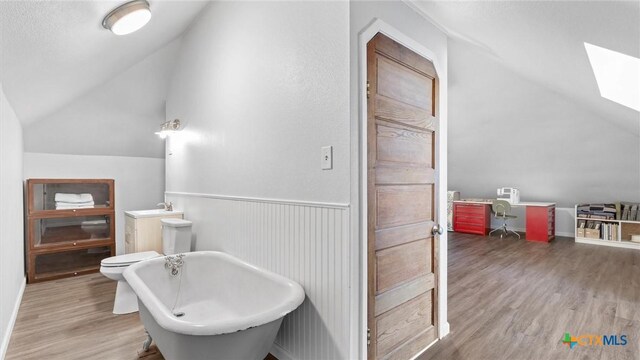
[54,193,94,203]
[56,202,95,210]
[56,200,94,206]
[56,205,95,210]
[81,220,107,226]
[81,222,107,230]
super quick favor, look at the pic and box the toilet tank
[161,218,192,255]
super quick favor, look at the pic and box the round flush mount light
[102,0,151,36]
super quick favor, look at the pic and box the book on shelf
[602,223,619,241]
[578,203,640,222]
[622,205,630,220]
[581,222,620,241]
[619,202,640,221]
[577,203,617,220]
[590,214,615,220]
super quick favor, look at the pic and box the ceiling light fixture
[155,119,181,139]
[102,0,152,36]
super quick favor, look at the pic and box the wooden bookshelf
[574,204,640,250]
[26,179,115,283]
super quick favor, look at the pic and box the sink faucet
[157,202,173,211]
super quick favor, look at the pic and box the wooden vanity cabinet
[124,212,184,254]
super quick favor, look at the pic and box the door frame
[357,19,449,359]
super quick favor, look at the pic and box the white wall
[0,84,25,358]
[448,39,640,209]
[24,153,165,255]
[20,38,176,255]
[349,0,450,353]
[165,2,352,359]
[23,39,182,159]
[165,1,350,203]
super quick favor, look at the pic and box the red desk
[453,200,556,242]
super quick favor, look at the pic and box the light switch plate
[321,146,333,170]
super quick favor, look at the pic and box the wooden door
[367,33,439,359]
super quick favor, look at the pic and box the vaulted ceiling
[2,0,638,131]
[409,0,640,132]
[0,1,208,124]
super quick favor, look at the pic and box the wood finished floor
[6,233,640,360]
[5,273,280,360]
[420,232,640,360]
[5,273,163,360]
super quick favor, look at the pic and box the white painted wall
[0,84,25,358]
[165,1,350,203]
[164,2,351,359]
[448,39,640,211]
[23,39,182,159]
[20,40,175,255]
[350,1,450,355]
[24,153,165,255]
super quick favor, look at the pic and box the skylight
[584,42,640,112]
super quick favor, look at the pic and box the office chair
[489,199,521,239]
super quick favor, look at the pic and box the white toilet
[100,218,193,314]
[160,218,193,254]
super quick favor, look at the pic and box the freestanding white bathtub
[123,251,305,360]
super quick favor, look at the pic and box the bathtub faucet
[164,254,185,276]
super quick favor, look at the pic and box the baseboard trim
[440,321,450,338]
[406,321,450,360]
[408,337,439,360]
[555,231,575,238]
[165,191,350,210]
[492,226,574,239]
[0,276,26,359]
[270,342,294,360]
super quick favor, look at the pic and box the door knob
[432,224,444,236]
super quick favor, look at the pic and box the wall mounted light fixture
[102,0,152,36]
[155,119,181,139]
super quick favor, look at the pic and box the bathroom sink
[125,209,184,219]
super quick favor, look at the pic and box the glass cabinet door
[29,181,113,212]
[31,215,112,248]
[33,246,112,279]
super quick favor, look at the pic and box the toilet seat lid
[101,251,159,267]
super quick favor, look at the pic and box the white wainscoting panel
[165,192,351,360]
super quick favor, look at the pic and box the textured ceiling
[409,0,640,132]
[0,0,208,124]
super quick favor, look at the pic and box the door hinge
[367,327,371,346]
[367,80,371,99]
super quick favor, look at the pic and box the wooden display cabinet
[26,179,115,283]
